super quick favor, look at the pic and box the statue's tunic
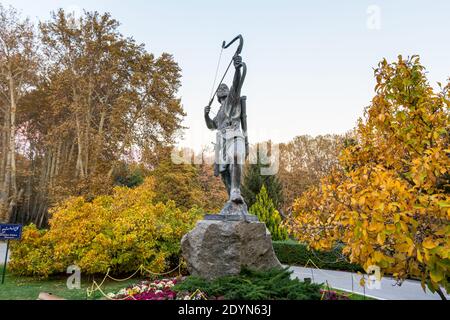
[212,95,245,176]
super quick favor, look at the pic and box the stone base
[181,219,282,280]
[204,214,259,222]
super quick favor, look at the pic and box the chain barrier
[300,258,365,299]
[86,260,183,300]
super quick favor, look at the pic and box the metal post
[351,271,354,293]
[1,240,9,284]
[363,275,366,300]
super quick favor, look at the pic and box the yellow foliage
[290,56,450,295]
[9,177,202,277]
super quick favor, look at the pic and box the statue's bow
[208,34,247,107]
[222,34,244,57]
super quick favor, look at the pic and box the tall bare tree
[0,5,38,222]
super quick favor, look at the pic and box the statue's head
[217,84,229,103]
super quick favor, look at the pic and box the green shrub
[273,240,364,272]
[173,267,322,300]
[113,162,147,188]
[9,177,202,277]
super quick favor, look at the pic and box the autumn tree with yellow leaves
[290,56,449,299]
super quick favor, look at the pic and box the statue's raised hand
[204,105,211,115]
[233,55,242,69]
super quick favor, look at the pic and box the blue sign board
[0,224,22,240]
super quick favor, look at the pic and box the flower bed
[320,289,350,300]
[107,278,180,300]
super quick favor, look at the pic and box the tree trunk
[9,75,17,204]
[0,113,9,222]
[75,114,85,178]
[91,110,106,174]
[0,115,7,185]
[0,72,17,223]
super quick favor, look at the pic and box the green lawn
[330,288,376,300]
[0,264,142,300]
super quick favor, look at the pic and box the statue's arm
[228,56,244,106]
[228,70,242,106]
[204,106,217,130]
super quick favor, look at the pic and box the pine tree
[249,185,288,241]
[242,152,284,210]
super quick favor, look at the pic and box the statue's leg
[230,162,242,193]
[220,168,231,196]
[229,142,244,203]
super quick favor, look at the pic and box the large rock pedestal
[181,216,282,280]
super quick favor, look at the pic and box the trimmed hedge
[273,240,364,273]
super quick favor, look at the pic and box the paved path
[289,265,449,300]
[0,242,9,264]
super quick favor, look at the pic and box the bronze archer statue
[204,35,248,207]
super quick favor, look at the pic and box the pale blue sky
[3,0,450,151]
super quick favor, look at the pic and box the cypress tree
[249,185,288,241]
[242,152,284,210]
